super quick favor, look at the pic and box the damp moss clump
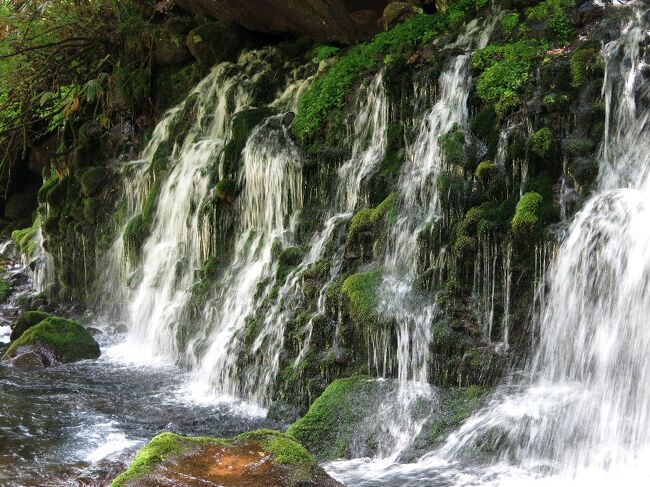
[341,271,382,329]
[511,192,544,239]
[3,317,100,363]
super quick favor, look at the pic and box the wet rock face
[175,0,400,44]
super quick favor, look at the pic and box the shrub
[529,127,554,158]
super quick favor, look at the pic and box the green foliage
[0,0,156,183]
[526,0,575,46]
[314,45,340,62]
[472,40,545,118]
[4,316,100,362]
[277,247,305,281]
[294,1,483,144]
[529,127,554,158]
[570,43,601,88]
[511,192,543,239]
[501,13,520,41]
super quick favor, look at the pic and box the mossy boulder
[214,178,238,203]
[80,166,108,197]
[112,430,341,487]
[287,377,396,461]
[345,193,397,262]
[10,311,51,342]
[3,317,100,367]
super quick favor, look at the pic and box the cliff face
[175,0,398,43]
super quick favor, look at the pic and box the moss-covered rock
[9,311,52,342]
[3,316,100,366]
[287,376,388,461]
[80,166,108,197]
[214,178,238,203]
[112,430,341,487]
[340,271,383,330]
[222,107,275,177]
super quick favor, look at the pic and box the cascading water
[364,18,498,460]
[199,72,390,406]
[330,3,650,485]
[188,114,303,401]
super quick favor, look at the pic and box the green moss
[277,246,305,282]
[293,2,483,144]
[570,43,601,88]
[153,63,203,110]
[11,219,39,258]
[123,214,149,257]
[287,376,376,460]
[0,280,11,303]
[475,160,494,182]
[4,316,100,363]
[511,192,543,239]
[80,166,107,197]
[347,192,397,248]
[10,311,51,342]
[112,430,318,487]
[529,127,554,158]
[341,271,382,329]
[37,175,60,204]
[439,127,467,167]
[429,386,489,444]
[214,178,238,202]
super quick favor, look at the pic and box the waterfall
[188,114,303,401]
[388,3,650,482]
[195,71,390,406]
[100,49,313,366]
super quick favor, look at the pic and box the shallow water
[0,326,272,487]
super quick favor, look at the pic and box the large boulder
[111,430,342,487]
[3,316,101,367]
[186,21,253,66]
[9,311,51,342]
